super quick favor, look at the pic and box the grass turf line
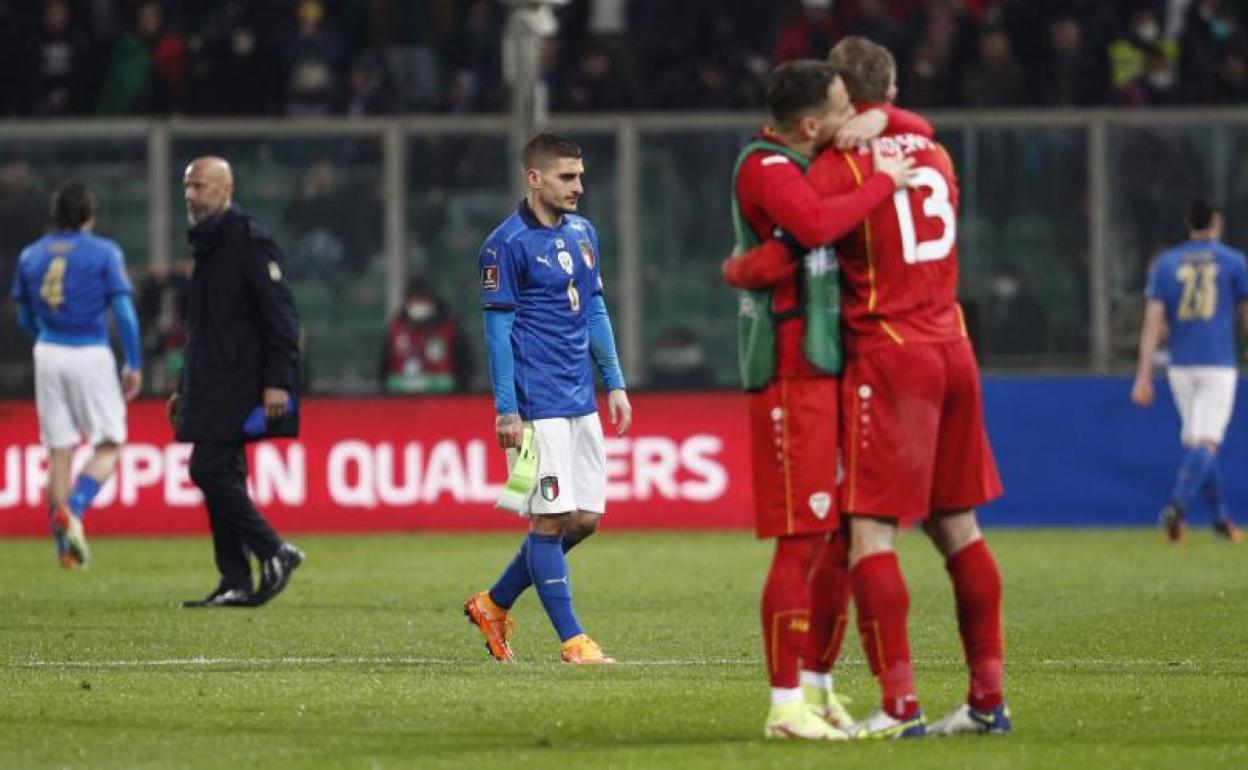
[0,530,1245,769]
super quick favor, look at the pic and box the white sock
[800,671,833,691]
[770,686,804,705]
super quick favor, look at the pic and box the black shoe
[180,586,256,608]
[1159,503,1186,544]
[1213,515,1243,543]
[253,543,304,606]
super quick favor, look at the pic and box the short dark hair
[827,36,896,103]
[766,59,837,130]
[522,133,582,170]
[51,180,95,230]
[1185,197,1219,230]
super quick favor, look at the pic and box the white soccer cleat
[764,702,850,740]
[802,683,856,729]
[849,708,926,739]
[927,703,1012,736]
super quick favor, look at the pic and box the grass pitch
[1,529,1245,769]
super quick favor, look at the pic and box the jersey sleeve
[589,224,604,297]
[10,250,28,302]
[1232,251,1248,303]
[1144,257,1165,300]
[479,237,521,309]
[103,243,133,297]
[743,151,895,247]
[722,240,798,290]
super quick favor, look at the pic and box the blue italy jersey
[11,231,132,344]
[1146,239,1248,366]
[479,202,604,419]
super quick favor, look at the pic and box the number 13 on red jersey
[894,166,956,265]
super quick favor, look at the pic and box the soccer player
[1131,198,1247,543]
[737,36,1010,738]
[10,181,142,569]
[464,133,632,665]
[723,59,915,740]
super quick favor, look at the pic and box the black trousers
[189,441,283,590]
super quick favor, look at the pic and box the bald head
[183,156,235,226]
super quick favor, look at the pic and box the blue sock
[525,532,583,642]
[67,475,103,520]
[1201,458,1229,521]
[48,507,67,557]
[1172,447,1216,511]
[489,535,578,610]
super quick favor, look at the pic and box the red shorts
[840,338,1002,523]
[748,377,840,539]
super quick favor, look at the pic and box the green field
[1,529,1245,769]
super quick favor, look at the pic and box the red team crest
[578,240,595,269]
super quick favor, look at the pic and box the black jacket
[175,205,300,442]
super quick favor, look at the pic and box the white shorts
[1168,365,1237,445]
[510,413,606,516]
[33,342,127,449]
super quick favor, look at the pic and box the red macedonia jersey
[806,130,967,352]
[728,131,894,378]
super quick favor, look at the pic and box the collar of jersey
[517,199,564,230]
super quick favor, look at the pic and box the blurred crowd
[0,0,1243,119]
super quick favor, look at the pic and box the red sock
[851,550,918,719]
[761,534,822,688]
[804,531,851,674]
[947,538,1004,711]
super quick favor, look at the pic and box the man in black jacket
[171,156,304,608]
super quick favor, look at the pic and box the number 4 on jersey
[40,256,67,311]
[894,167,956,265]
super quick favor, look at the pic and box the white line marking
[2,657,1239,670]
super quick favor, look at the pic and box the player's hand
[496,413,523,448]
[121,367,142,402]
[263,387,289,419]
[835,108,888,150]
[872,140,916,190]
[1130,377,1154,408]
[166,392,179,426]
[608,389,632,436]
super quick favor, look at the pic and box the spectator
[186,3,280,115]
[557,45,636,111]
[23,0,91,116]
[343,51,396,116]
[904,0,982,106]
[772,0,843,64]
[962,26,1028,106]
[98,0,187,114]
[285,0,345,117]
[380,278,472,394]
[1109,7,1180,105]
[136,259,192,395]
[1039,15,1110,106]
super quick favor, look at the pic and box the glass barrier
[404,130,617,396]
[0,112,1244,398]
[1107,123,1220,367]
[959,125,1090,367]
[0,137,148,396]
[167,135,386,395]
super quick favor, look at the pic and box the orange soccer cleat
[559,634,615,665]
[463,591,515,662]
